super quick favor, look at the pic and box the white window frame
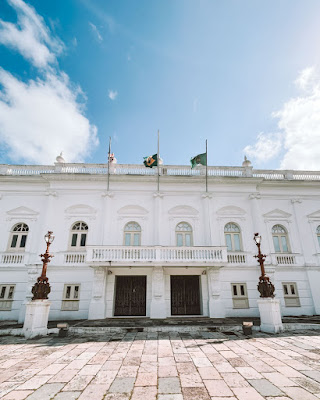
[231,283,249,309]
[0,285,15,311]
[61,284,80,311]
[123,221,141,246]
[282,282,300,307]
[224,222,242,252]
[8,223,29,251]
[317,226,320,249]
[272,225,290,253]
[69,222,88,250]
[176,222,193,247]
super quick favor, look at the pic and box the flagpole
[107,136,111,191]
[205,139,208,192]
[157,130,160,192]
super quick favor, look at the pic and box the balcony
[227,252,247,264]
[270,253,303,266]
[86,246,227,266]
[0,252,25,265]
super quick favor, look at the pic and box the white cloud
[89,22,103,42]
[244,133,282,162]
[0,0,64,68]
[244,66,320,170]
[108,90,118,100]
[0,68,98,164]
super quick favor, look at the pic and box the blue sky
[1,0,320,169]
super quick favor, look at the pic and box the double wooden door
[114,276,146,316]
[171,275,201,315]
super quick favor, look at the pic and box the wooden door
[171,275,201,315]
[114,276,146,316]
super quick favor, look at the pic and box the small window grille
[61,284,80,311]
[0,285,15,311]
[231,283,249,309]
[282,282,300,307]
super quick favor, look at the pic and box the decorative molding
[117,205,149,215]
[6,206,39,221]
[168,205,199,216]
[291,198,302,204]
[216,205,246,216]
[263,208,291,219]
[307,210,320,220]
[249,192,261,200]
[201,193,213,199]
[64,204,97,220]
[153,192,164,198]
[101,191,114,198]
[45,190,58,197]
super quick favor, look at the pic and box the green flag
[143,153,158,168]
[190,153,206,169]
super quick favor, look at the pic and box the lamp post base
[22,300,51,339]
[257,298,283,334]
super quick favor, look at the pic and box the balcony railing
[0,252,25,265]
[227,252,247,264]
[270,253,301,266]
[1,163,320,181]
[86,246,227,264]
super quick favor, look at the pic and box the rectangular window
[71,233,77,247]
[282,282,300,307]
[231,283,249,309]
[61,284,80,311]
[177,234,183,247]
[0,285,15,311]
[234,234,241,251]
[133,233,140,246]
[185,234,191,247]
[281,236,288,252]
[125,233,131,246]
[273,236,280,252]
[80,233,86,247]
[225,234,232,251]
[20,234,27,248]
[11,235,18,248]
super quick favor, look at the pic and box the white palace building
[1,155,320,323]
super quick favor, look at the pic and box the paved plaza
[1,329,320,400]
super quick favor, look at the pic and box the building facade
[0,159,320,322]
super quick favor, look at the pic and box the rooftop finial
[55,152,65,164]
[242,155,252,167]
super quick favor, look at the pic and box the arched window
[224,223,242,251]
[124,222,141,246]
[9,223,29,250]
[70,222,88,249]
[176,222,193,247]
[272,225,290,253]
[317,226,320,248]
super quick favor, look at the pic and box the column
[88,266,107,319]
[201,193,213,246]
[153,192,163,245]
[207,266,226,318]
[150,266,166,318]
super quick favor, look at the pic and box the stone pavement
[1,330,320,400]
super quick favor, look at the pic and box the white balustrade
[1,163,320,181]
[64,252,86,264]
[1,253,25,265]
[87,246,227,264]
[276,255,296,265]
[227,252,247,264]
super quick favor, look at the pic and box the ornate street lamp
[253,233,275,298]
[31,231,55,300]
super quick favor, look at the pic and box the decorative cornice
[291,198,302,204]
[153,192,164,198]
[45,190,58,197]
[201,193,213,199]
